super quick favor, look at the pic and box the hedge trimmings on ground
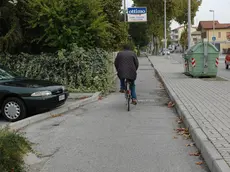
[0,44,114,92]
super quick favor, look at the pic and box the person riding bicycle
[114,44,139,105]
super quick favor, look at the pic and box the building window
[218,32,221,38]
[226,32,230,41]
[201,32,207,38]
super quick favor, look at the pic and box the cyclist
[114,44,139,105]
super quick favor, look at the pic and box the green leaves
[0,0,23,53]
[173,0,202,25]
[180,26,188,49]
[0,0,127,53]
[129,22,150,48]
[26,0,113,50]
[0,45,114,92]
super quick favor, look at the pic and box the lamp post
[187,0,191,49]
[209,10,215,45]
[164,0,167,50]
[124,0,126,22]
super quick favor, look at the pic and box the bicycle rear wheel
[126,82,131,111]
[127,96,130,111]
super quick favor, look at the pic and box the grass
[0,127,32,172]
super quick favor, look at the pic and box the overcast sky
[125,0,230,29]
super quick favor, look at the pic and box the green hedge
[0,128,32,172]
[0,44,114,92]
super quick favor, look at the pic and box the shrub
[27,0,112,50]
[0,44,114,92]
[0,127,32,172]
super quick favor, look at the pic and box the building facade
[197,21,230,53]
[171,26,197,44]
[191,31,202,45]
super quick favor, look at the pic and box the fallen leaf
[190,142,195,146]
[79,96,89,100]
[184,131,189,134]
[168,101,174,108]
[186,143,195,147]
[189,152,200,156]
[51,114,63,118]
[177,120,183,124]
[176,128,186,132]
[173,136,178,139]
[183,134,191,139]
[196,161,203,165]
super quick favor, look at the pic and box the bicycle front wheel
[127,95,130,111]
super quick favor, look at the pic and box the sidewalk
[147,55,230,172]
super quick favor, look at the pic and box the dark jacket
[114,50,139,80]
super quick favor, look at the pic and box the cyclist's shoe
[131,99,137,105]
[119,89,125,93]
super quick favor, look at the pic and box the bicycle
[124,79,132,111]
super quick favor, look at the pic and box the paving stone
[148,55,230,171]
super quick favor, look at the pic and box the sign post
[127,7,147,22]
[212,36,216,41]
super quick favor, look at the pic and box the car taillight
[226,55,230,61]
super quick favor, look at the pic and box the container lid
[187,41,219,54]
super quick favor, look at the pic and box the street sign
[127,7,147,22]
[212,36,216,41]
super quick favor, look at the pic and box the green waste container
[183,41,220,77]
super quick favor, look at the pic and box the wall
[191,34,202,45]
[202,29,230,53]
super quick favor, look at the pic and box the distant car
[225,54,230,69]
[0,65,69,122]
[169,48,174,53]
[162,49,170,55]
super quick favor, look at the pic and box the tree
[128,22,149,48]
[0,0,23,53]
[180,26,188,51]
[27,0,112,50]
[132,0,201,54]
[173,0,202,25]
[100,0,128,50]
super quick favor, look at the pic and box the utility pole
[124,0,128,42]
[164,0,167,50]
[124,0,126,22]
[209,10,215,45]
[188,0,191,49]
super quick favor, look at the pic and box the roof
[192,31,201,35]
[198,21,230,30]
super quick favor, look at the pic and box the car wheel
[226,65,229,69]
[1,97,27,122]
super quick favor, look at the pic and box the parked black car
[0,65,69,122]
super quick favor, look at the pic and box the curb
[146,55,230,172]
[2,92,101,131]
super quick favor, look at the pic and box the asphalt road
[22,57,209,172]
[170,53,230,80]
